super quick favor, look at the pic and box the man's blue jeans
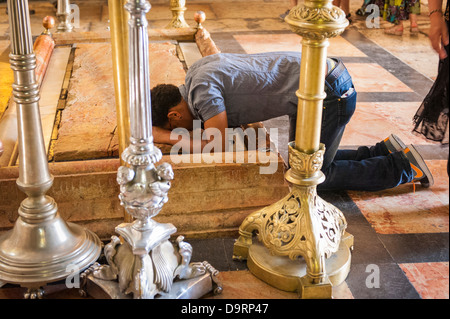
[290,59,413,191]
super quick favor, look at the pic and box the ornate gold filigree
[289,6,346,23]
[285,3,349,40]
[288,142,324,176]
[234,144,347,276]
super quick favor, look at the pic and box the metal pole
[233,0,353,299]
[108,0,130,158]
[166,0,190,28]
[0,0,101,298]
[109,0,132,223]
[56,0,74,32]
[81,0,221,299]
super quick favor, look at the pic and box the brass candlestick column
[109,0,132,223]
[108,0,130,157]
[56,0,74,32]
[0,0,101,298]
[81,0,221,299]
[166,0,190,28]
[233,0,353,299]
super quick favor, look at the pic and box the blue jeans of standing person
[289,58,414,191]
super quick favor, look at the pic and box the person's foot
[384,26,403,36]
[403,145,434,188]
[410,25,419,35]
[279,9,290,21]
[383,134,406,153]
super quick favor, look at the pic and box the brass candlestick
[0,0,101,298]
[166,0,190,29]
[233,0,353,299]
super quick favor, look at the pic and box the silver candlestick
[0,0,101,299]
[56,0,74,32]
[81,0,222,299]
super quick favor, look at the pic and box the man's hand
[429,13,449,59]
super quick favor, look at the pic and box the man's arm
[203,111,228,151]
[428,0,449,59]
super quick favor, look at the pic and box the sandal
[384,26,403,36]
[346,13,352,24]
[356,8,365,16]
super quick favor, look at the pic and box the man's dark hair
[151,84,182,127]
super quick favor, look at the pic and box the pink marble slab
[341,102,436,147]
[400,262,449,299]
[348,159,449,234]
[346,63,413,93]
[233,33,367,57]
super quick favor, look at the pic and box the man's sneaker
[403,145,434,188]
[279,9,290,21]
[383,134,407,153]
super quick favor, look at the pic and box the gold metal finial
[166,0,190,29]
[194,11,206,29]
[42,16,55,35]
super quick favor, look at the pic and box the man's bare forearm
[152,126,210,153]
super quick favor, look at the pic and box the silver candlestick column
[83,0,221,299]
[0,0,101,298]
[56,0,74,32]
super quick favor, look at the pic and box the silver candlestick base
[79,0,222,299]
[80,235,222,299]
[0,0,101,298]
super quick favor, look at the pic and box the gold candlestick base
[233,143,353,298]
[247,235,352,298]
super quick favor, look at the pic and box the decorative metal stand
[56,0,74,32]
[233,0,353,299]
[0,0,101,299]
[166,0,190,29]
[81,0,221,299]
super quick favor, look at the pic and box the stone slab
[52,41,185,162]
[0,153,289,240]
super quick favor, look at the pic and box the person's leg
[385,20,404,35]
[319,152,413,191]
[320,59,356,171]
[409,13,419,34]
[333,141,390,162]
[341,0,350,14]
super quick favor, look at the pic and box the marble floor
[0,0,448,301]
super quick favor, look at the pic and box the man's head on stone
[151,84,194,131]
